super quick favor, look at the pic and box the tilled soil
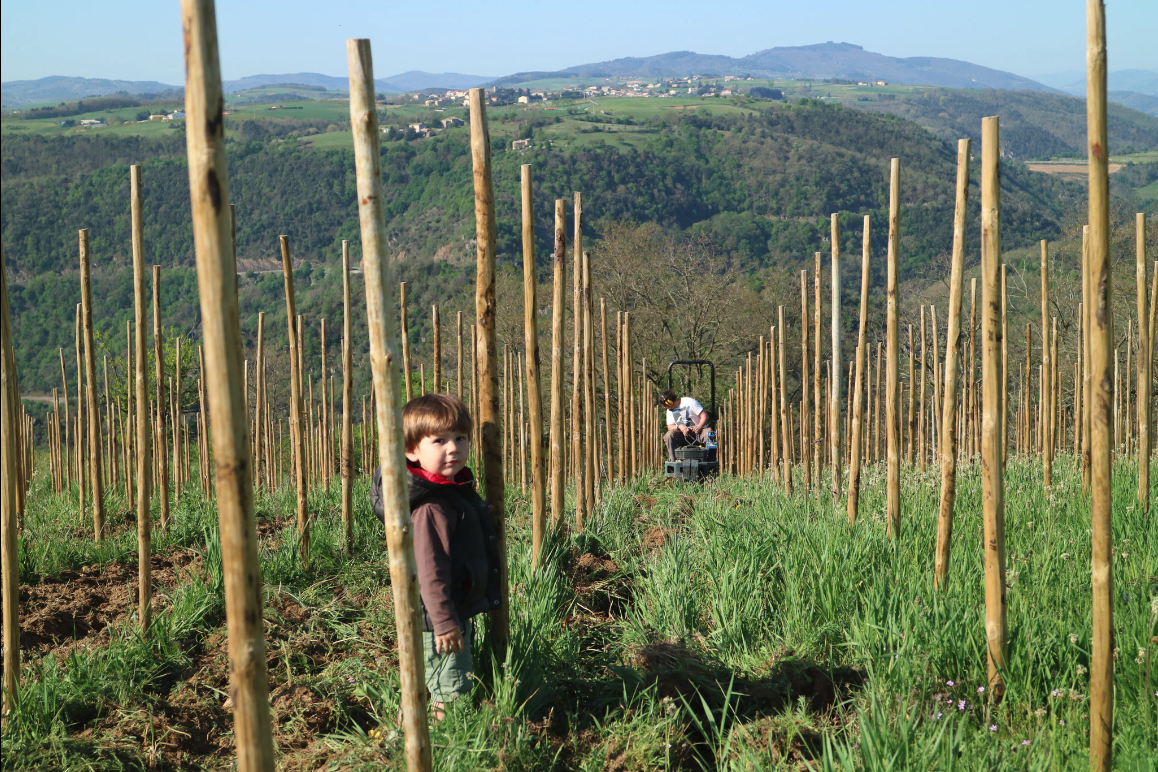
[19,550,205,657]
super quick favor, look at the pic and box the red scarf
[406,460,474,486]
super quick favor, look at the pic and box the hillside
[2,97,1092,394]
[492,42,1055,91]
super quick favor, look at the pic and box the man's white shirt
[666,397,704,428]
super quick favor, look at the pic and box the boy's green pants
[422,624,473,702]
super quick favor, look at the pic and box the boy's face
[406,430,470,478]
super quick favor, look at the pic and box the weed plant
[2,454,1154,770]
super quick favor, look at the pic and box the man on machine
[660,388,710,462]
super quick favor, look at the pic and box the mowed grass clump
[2,455,1154,770]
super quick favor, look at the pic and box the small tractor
[662,359,719,481]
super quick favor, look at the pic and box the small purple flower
[946,680,955,686]
[1059,719,1066,726]
[1051,689,1059,697]
[934,695,942,702]
[978,686,986,693]
[1022,740,1031,746]
[989,724,997,732]
[958,700,966,710]
[936,712,943,719]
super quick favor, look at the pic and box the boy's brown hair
[402,393,472,452]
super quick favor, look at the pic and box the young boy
[370,393,501,717]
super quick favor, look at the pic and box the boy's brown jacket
[371,465,502,635]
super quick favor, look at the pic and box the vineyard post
[1136,214,1149,513]
[79,229,105,541]
[1085,2,1115,763]
[2,243,21,714]
[468,86,509,649]
[1082,227,1092,492]
[280,237,308,562]
[456,312,463,399]
[813,252,822,485]
[847,216,870,522]
[907,325,915,466]
[919,309,927,472]
[519,166,546,564]
[432,304,441,393]
[347,39,433,771]
[1041,240,1053,490]
[180,1,276,767]
[583,252,596,510]
[153,266,169,528]
[885,158,901,538]
[255,315,266,488]
[75,306,85,521]
[778,309,792,494]
[342,241,354,551]
[829,215,842,500]
[979,116,1007,698]
[934,138,970,589]
[571,194,585,530]
[1001,266,1008,468]
[600,299,612,489]
[800,271,811,489]
[130,166,153,630]
[549,199,566,525]
[60,349,71,491]
[401,282,411,402]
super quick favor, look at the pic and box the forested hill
[2,99,1087,393]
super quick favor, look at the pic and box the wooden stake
[280,237,308,560]
[519,166,546,564]
[130,165,153,629]
[800,271,811,489]
[979,116,1007,697]
[549,199,566,525]
[401,282,411,402]
[935,138,971,589]
[847,216,870,522]
[778,309,792,494]
[830,215,842,499]
[814,252,822,483]
[600,299,612,490]
[1084,4,1114,762]
[1041,240,1053,489]
[571,194,586,529]
[919,309,927,472]
[1136,214,1149,513]
[457,312,463,399]
[432,304,441,393]
[885,159,901,537]
[79,229,105,540]
[347,39,432,771]
[907,324,915,466]
[2,242,22,713]
[468,86,508,647]
[583,251,595,512]
[180,2,275,766]
[342,241,354,552]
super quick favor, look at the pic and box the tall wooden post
[280,237,308,560]
[2,242,22,713]
[432,304,441,393]
[800,271,811,489]
[847,216,870,522]
[935,139,971,588]
[341,241,354,552]
[401,282,412,402]
[778,309,792,493]
[571,194,586,530]
[1084,4,1114,764]
[347,39,433,772]
[255,313,265,488]
[521,166,546,565]
[1082,227,1092,492]
[469,87,508,648]
[907,325,915,466]
[919,309,927,471]
[79,229,105,540]
[979,116,1007,697]
[885,159,901,537]
[549,200,566,525]
[180,2,275,768]
[583,252,596,510]
[813,252,822,484]
[130,166,153,629]
[1041,240,1053,489]
[152,266,168,528]
[1136,214,1150,513]
[601,299,612,488]
[829,216,842,499]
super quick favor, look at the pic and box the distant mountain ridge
[491,42,1058,91]
[1,71,492,106]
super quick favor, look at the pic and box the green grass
[2,453,1154,770]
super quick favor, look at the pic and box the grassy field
[2,450,1154,771]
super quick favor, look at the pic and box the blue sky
[2,0,1155,84]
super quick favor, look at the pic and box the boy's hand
[435,629,464,655]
